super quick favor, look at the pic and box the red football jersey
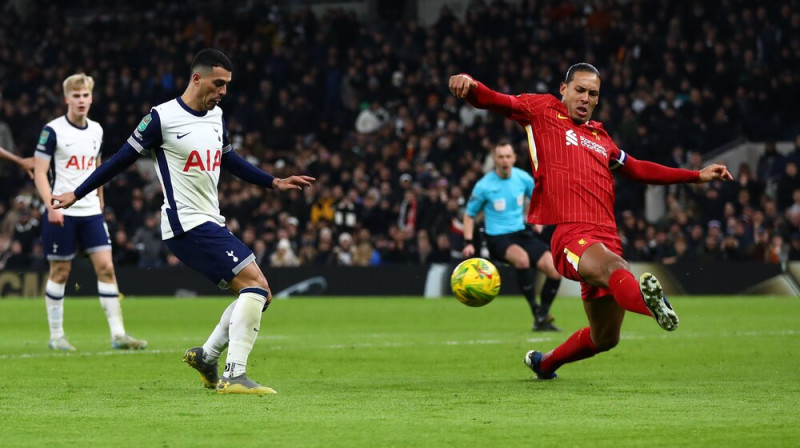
[471,90,626,228]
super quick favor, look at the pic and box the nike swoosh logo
[177,132,191,139]
[65,142,75,147]
[557,113,569,120]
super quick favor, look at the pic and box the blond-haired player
[34,73,146,351]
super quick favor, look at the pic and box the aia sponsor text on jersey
[65,155,96,170]
[183,149,222,172]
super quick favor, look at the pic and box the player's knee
[538,256,560,279]
[511,258,529,269]
[252,276,270,293]
[94,262,115,280]
[594,335,620,352]
[49,264,71,283]
[605,259,629,277]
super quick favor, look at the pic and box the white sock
[98,281,126,338]
[202,299,237,364]
[45,280,66,339]
[223,289,267,378]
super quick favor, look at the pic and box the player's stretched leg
[579,243,678,330]
[184,299,237,388]
[527,295,624,378]
[216,262,276,395]
[88,250,147,349]
[45,261,74,351]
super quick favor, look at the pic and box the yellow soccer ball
[450,258,501,307]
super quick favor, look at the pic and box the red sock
[608,269,651,316]
[540,327,598,374]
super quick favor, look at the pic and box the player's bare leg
[214,262,276,395]
[534,250,562,331]
[529,295,623,378]
[45,260,74,351]
[89,250,146,349]
[583,296,625,352]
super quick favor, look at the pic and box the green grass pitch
[1,295,798,447]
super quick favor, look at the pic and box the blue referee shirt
[466,167,534,236]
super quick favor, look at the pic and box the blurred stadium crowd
[1,0,799,270]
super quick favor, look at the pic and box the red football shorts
[551,222,623,301]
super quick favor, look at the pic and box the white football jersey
[126,98,231,239]
[35,116,103,217]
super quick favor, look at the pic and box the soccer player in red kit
[449,63,733,379]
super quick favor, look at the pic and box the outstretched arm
[52,144,140,209]
[0,146,34,178]
[221,150,315,191]
[618,154,732,185]
[449,74,526,117]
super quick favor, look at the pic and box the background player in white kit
[52,49,314,395]
[33,73,147,351]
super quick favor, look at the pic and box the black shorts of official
[486,229,551,265]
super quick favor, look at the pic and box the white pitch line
[1,329,797,360]
[0,349,178,360]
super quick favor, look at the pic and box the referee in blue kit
[463,141,562,331]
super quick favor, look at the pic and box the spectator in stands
[333,189,361,235]
[313,228,335,265]
[766,234,789,265]
[662,236,694,264]
[270,238,300,267]
[332,232,356,266]
[132,213,164,269]
[785,134,800,167]
[776,162,800,210]
[788,233,800,261]
[112,229,139,266]
[1,240,29,269]
[431,233,454,263]
[253,239,269,268]
[757,141,786,191]
[414,229,434,265]
[310,188,335,224]
[353,240,377,266]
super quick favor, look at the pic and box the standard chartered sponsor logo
[565,130,578,146]
[580,135,608,157]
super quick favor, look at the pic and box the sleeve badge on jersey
[38,129,50,145]
[137,114,152,132]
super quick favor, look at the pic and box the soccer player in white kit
[52,50,314,394]
[33,73,147,351]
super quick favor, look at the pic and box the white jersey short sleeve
[126,98,232,240]
[35,116,104,217]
